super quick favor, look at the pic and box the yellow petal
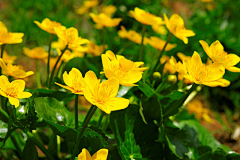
[78,148,92,160]
[100,77,119,98]
[226,54,240,66]
[227,66,240,72]
[84,71,99,93]
[104,68,117,79]
[11,80,25,93]
[63,71,73,87]
[8,97,20,108]
[69,68,83,80]
[92,149,108,160]
[0,89,7,97]
[0,75,10,90]
[191,51,203,66]
[0,58,9,74]
[216,79,230,87]
[105,50,116,61]
[101,54,111,70]
[106,97,129,112]
[18,92,32,99]
[210,40,224,54]
[199,40,213,58]
[205,63,225,81]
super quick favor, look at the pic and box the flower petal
[92,149,108,160]
[210,40,224,55]
[11,80,25,93]
[205,63,225,81]
[0,75,10,90]
[8,97,20,108]
[63,71,73,87]
[226,66,240,72]
[105,50,116,61]
[18,92,32,99]
[106,97,129,112]
[101,54,111,70]
[100,77,119,98]
[84,71,99,93]
[226,54,240,66]
[0,58,9,75]
[78,148,92,160]
[199,40,213,58]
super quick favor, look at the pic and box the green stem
[0,44,6,75]
[26,132,55,160]
[116,41,131,55]
[83,105,94,124]
[71,106,97,160]
[57,61,65,78]
[139,24,146,61]
[0,106,9,119]
[149,33,173,75]
[10,135,22,158]
[102,114,109,132]
[75,94,79,129]
[47,34,54,86]
[36,59,42,88]
[97,111,105,128]
[48,45,68,89]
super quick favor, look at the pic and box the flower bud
[153,72,161,80]
[168,75,177,84]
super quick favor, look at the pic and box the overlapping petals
[23,47,48,59]
[89,13,122,27]
[1,50,17,64]
[147,36,177,51]
[0,75,32,108]
[78,148,108,160]
[34,18,63,34]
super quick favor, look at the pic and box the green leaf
[34,97,75,128]
[0,120,8,139]
[22,138,38,160]
[138,81,155,98]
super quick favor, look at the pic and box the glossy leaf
[22,138,38,160]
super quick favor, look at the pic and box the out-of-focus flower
[187,99,214,123]
[78,148,108,160]
[56,49,84,62]
[0,58,34,79]
[52,38,66,50]
[102,5,117,17]
[1,50,17,64]
[0,75,32,108]
[182,51,230,87]
[151,24,167,35]
[86,41,107,56]
[89,13,122,27]
[199,40,240,72]
[34,18,63,34]
[163,14,195,44]
[118,26,148,45]
[54,27,90,51]
[101,50,148,86]
[83,71,129,114]
[201,0,213,2]
[147,36,177,51]
[168,75,177,84]
[0,21,24,45]
[160,56,176,74]
[23,47,48,59]
[129,7,164,26]
[55,68,85,94]
[76,0,98,15]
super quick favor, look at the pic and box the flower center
[7,64,20,73]
[5,84,18,98]
[72,76,84,92]
[0,31,11,42]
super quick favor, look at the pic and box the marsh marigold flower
[83,71,129,114]
[151,24,167,35]
[102,5,117,17]
[55,68,85,94]
[1,50,17,64]
[78,148,108,160]
[199,40,240,72]
[86,41,107,56]
[118,26,149,45]
[181,51,230,87]
[76,0,98,15]
[23,47,48,59]
[34,18,63,34]
[0,21,24,45]
[160,56,176,74]
[101,50,148,86]
[56,49,84,62]
[147,36,177,51]
[129,7,164,26]
[0,75,32,108]
[89,13,122,27]
[164,14,195,44]
[0,58,34,79]
[54,27,90,51]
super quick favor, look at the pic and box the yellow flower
[182,51,230,87]
[55,68,85,94]
[89,13,122,27]
[78,148,108,160]
[0,21,24,45]
[0,75,32,108]
[187,99,214,123]
[201,0,213,2]
[76,0,98,15]
[163,14,195,44]
[151,24,167,35]
[102,5,117,17]
[83,71,129,114]
[160,56,176,74]
[199,40,240,72]
[34,18,63,34]
[86,41,107,56]
[52,38,67,50]
[147,36,177,51]
[0,58,34,79]
[56,49,84,62]
[44,57,62,70]
[101,50,148,86]
[23,47,48,59]
[1,49,17,64]
[54,27,90,51]
[129,7,165,26]
[118,26,149,45]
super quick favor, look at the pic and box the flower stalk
[46,34,54,85]
[0,44,6,75]
[36,59,42,88]
[139,24,146,61]
[97,111,105,128]
[75,94,79,129]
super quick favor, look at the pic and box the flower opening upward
[83,71,129,114]
[0,21,24,45]
[118,26,149,45]
[78,148,108,160]
[1,50,17,64]
[55,68,85,94]
[101,50,148,86]
[129,7,164,26]
[164,14,195,44]
[23,47,48,59]
[176,51,230,87]
[89,13,122,27]
[147,36,177,51]
[0,75,32,108]
[34,18,63,34]
[199,40,240,72]
[54,27,89,50]
[76,0,98,15]
[0,58,34,79]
